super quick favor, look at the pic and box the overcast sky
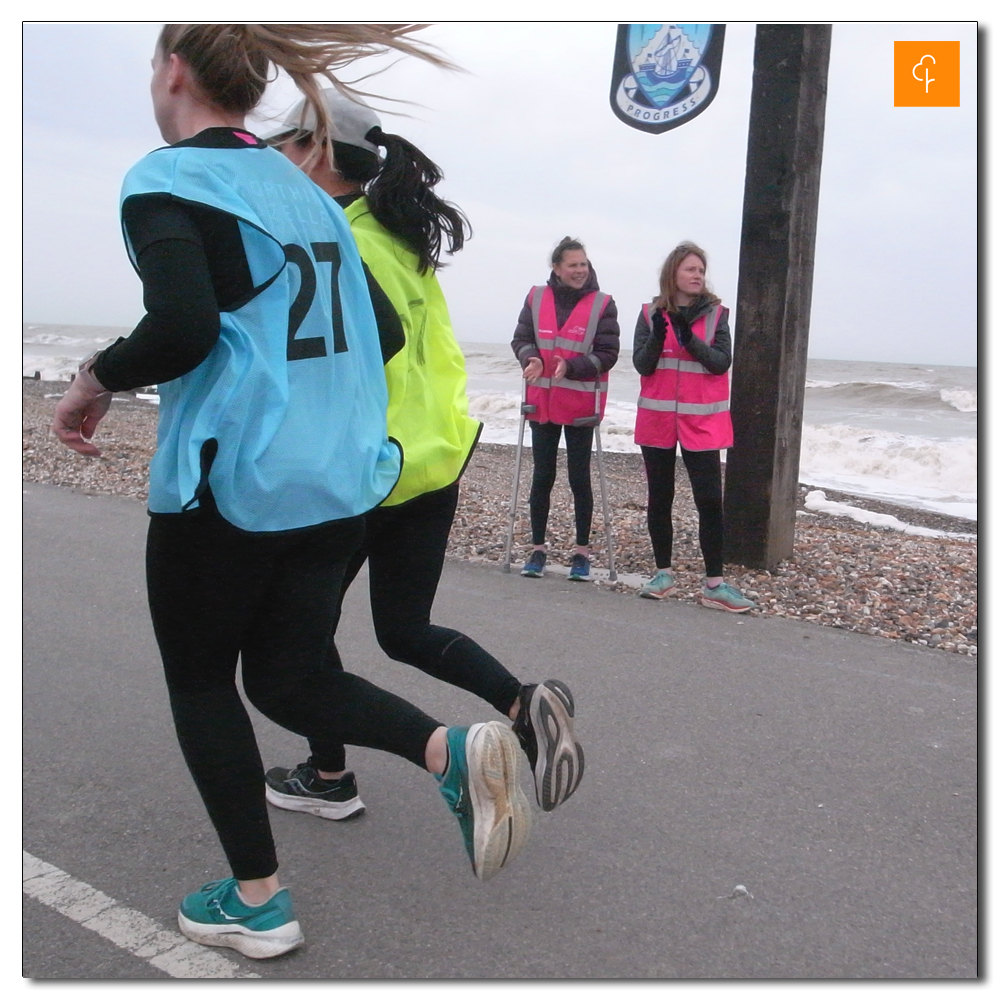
[22,21,978,366]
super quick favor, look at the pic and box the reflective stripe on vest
[657,357,711,374]
[636,397,731,414]
[533,376,608,392]
[531,286,608,359]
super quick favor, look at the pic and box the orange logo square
[894,41,960,107]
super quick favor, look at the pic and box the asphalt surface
[22,482,978,980]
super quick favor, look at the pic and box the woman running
[52,24,531,960]
[260,89,584,819]
[632,242,756,612]
[511,237,620,582]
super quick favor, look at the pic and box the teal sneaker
[700,581,757,613]
[177,878,304,959]
[639,569,677,600]
[436,722,531,881]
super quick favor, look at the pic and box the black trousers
[528,420,594,547]
[640,445,725,578]
[146,498,442,881]
[308,482,523,772]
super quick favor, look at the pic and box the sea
[24,324,978,522]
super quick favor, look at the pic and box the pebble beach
[23,379,978,658]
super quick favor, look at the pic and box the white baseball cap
[259,88,381,153]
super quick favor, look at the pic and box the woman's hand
[523,357,544,383]
[552,358,567,381]
[52,366,113,457]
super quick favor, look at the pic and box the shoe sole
[521,570,544,578]
[265,785,366,821]
[177,913,304,959]
[639,586,677,600]
[529,680,584,812]
[465,722,532,881]
[568,574,591,582]
[699,595,754,613]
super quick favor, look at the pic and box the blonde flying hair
[157,24,455,170]
[653,241,720,313]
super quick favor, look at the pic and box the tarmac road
[22,482,977,979]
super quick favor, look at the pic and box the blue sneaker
[700,581,757,613]
[639,569,677,600]
[521,550,546,578]
[177,878,304,959]
[568,553,591,582]
[436,722,531,880]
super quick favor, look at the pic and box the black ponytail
[362,127,471,273]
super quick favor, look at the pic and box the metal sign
[610,24,726,134]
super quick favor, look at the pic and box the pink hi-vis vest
[524,285,610,425]
[634,302,733,451]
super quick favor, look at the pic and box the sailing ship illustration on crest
[609,23,725,134]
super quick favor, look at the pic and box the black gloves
[667,311,693,345]
[651,308,667,339]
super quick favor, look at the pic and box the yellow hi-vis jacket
[344,197,481,506]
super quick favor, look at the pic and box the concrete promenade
[22,483,977,979]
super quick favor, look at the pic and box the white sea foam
[22,333,113,348]
[799,424,976,495]
[798,424,976,519]
[940,388,977,412]
[803,490,975,540]
[22,354,87,382]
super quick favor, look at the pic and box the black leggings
[308,483,522,772]
[529,421,594,547]
[640,445,725,578]
[146,498,442,881]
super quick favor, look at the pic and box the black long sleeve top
[92,128,402,393]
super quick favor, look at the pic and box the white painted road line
[22,851,261,979]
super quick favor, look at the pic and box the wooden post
[723,24,832,570]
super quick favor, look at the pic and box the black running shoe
[512,680,584,811]
[265,762,365,821]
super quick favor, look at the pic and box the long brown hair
[157,24,455,170]
[653,241,720,312]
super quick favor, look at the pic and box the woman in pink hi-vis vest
[511,237,620,583]
[632,242,756,613]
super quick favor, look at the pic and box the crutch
[503,378,536,573]
[571,379,617,582]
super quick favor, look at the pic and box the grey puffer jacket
[510,267,620,381]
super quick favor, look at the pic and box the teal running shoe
[177,878,304,959]
[639,569,677,600]
[700,581,757,613]
[436,722,531,880]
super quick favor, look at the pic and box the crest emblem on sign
[610,24,725,134]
